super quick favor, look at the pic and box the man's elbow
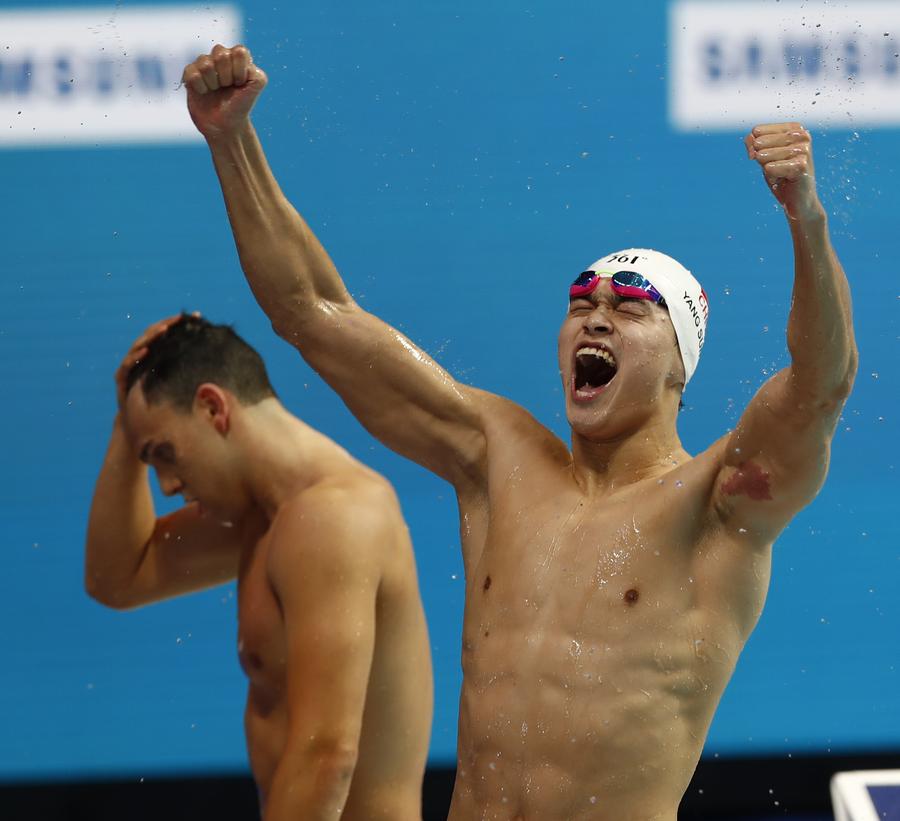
[315,742,359,788]
[842,346,859,396]
[301,737,358,780]
[84,571,138,611]
[790,347,858,411]
[269,299,355,352]
[824,348,858,406]
[271,738,359,813]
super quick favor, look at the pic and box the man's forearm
[84,416,156,606]
[206,123,350,336]
[785,210,858,401]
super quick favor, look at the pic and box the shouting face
[558,277,684,440]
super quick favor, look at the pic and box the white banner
[0,5,241,147]
[669,0,900,130]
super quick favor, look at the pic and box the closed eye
[616,297,651,314]
[568,299,594,314]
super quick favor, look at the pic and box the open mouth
[573,345,618,400]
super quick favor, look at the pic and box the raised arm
[183,45,487,487]
[85,317,243,609]
[712,123,858,540]
[262,487,384,821]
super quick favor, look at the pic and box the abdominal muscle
[451,666,712,821]
[448,526,752,821]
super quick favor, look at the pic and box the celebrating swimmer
[184,44,857,821]
[85,315,432,820]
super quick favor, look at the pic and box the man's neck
[233,399,352,520]
[570,416,689,495]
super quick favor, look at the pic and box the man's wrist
[204,120,255,149]
[787,200,827,228]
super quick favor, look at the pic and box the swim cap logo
[683,290,707,351]
[698,289,709,322]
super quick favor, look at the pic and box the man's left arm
[712,122,858,540]
[262,488,382,821]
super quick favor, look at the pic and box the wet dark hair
[125,314,276,411]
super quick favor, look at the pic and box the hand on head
[182,44,268,139]
[115,313,199,408]
[745,122,823,222]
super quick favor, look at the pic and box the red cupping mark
[722,461,773,501]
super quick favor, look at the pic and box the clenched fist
[745,122,824,223]
[183,44,268,139]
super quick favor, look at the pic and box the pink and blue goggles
[569,270,666,306]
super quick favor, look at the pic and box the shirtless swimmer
[85,315,433,820]
[183,44,857,821]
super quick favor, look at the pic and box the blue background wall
[1,0,897,780]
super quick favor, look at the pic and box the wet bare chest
[464,487,702,660]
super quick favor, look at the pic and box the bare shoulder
[639,434,732,539]
[470,388,569,458]
[266,472,399,587]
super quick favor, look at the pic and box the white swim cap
[580,248,708,386]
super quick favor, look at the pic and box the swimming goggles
[569,270,666,306]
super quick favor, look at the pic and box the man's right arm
[185,46,487,487]
[85,319,242,609]
[85,418,242,609]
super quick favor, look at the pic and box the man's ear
[194,383,230,435]
[666,341,686,392]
